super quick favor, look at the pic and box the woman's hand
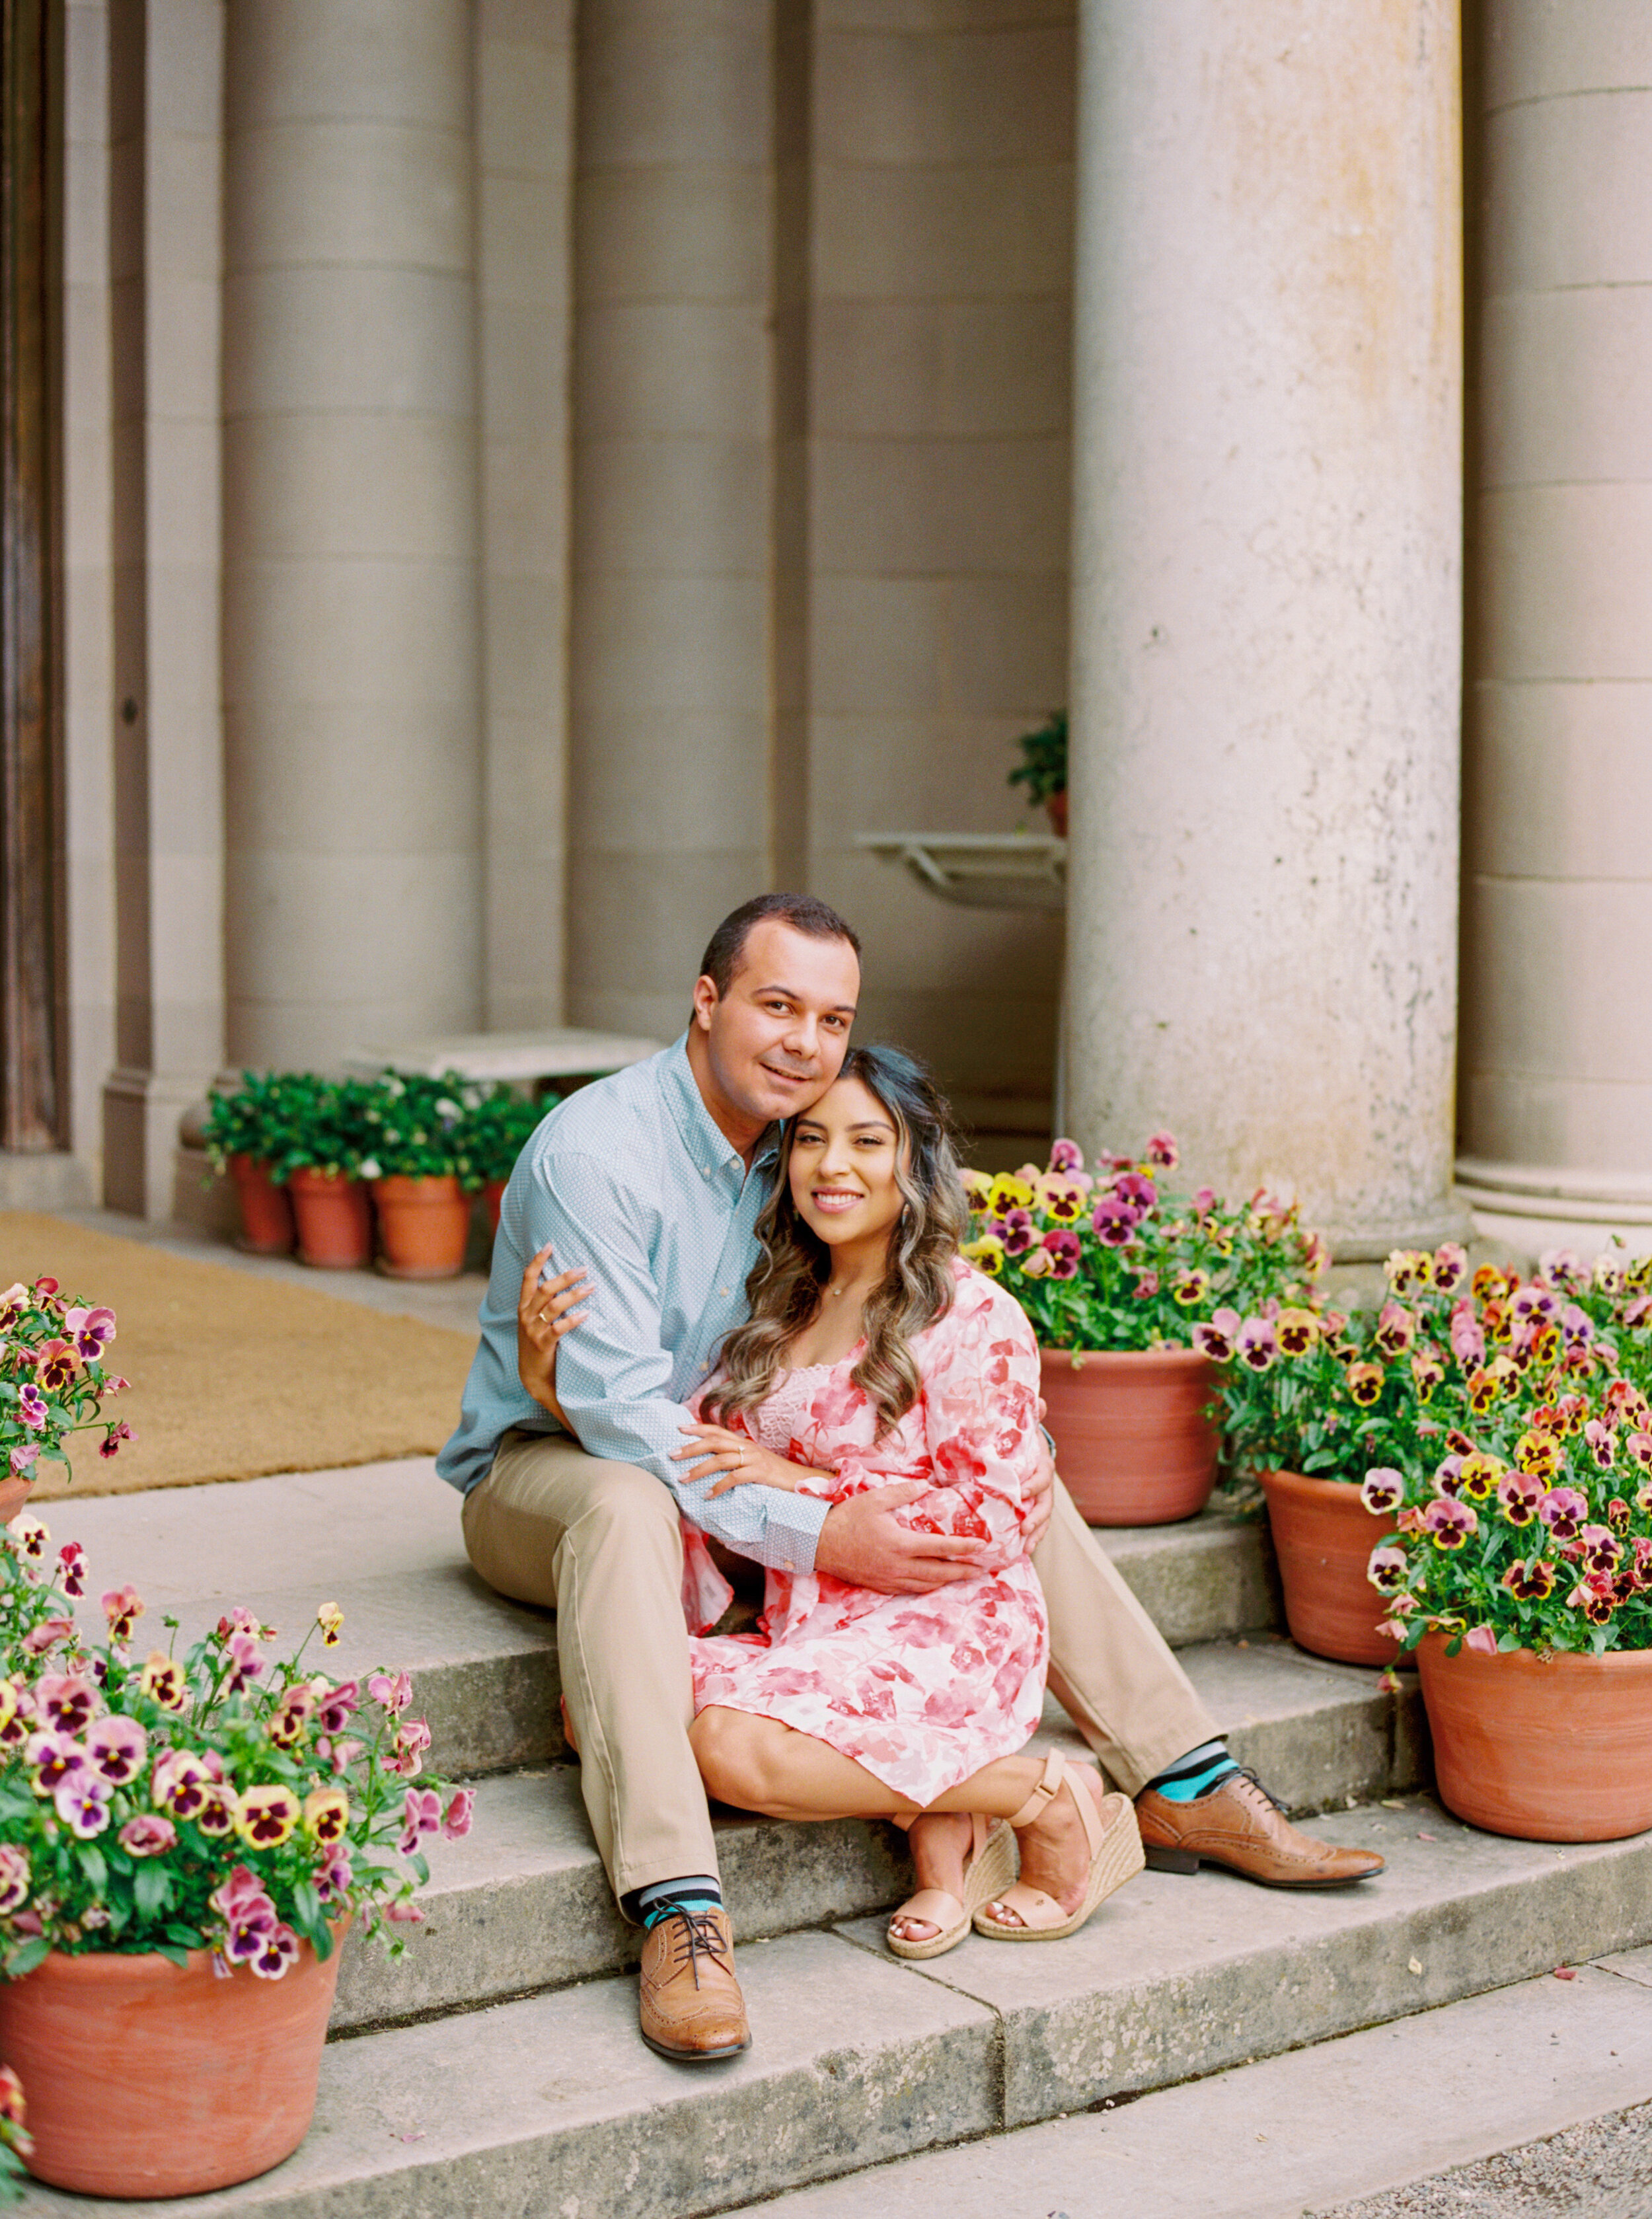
[516,1243,589,1427]
[672,1422,816,1497]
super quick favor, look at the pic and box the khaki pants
[461,1430,1217,1907]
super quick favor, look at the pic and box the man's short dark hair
[698,893,862,998]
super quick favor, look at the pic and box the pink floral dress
[681,1260,1048,1806]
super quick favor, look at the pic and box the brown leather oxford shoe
[638,1905,751,2062]
[1135,1770,1385,1888]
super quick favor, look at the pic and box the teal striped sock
[638,1875,724,1930]
[1145,1740,1240,1803]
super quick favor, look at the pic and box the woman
[533,1047,1142,1952]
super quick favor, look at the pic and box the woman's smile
[810,1185,865,1214]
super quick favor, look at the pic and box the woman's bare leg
[689,1708,1110,1934]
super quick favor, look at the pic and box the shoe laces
[1229,1766,1289,1815]
[659,1907,732,1989]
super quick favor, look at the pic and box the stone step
[332,1635,1425,2031]
[23,1804,1652,2219]
[46,1461,1279,1777]
[736,1947,1652,2219]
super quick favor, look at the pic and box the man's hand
[515,1243,589,1427]
[813,1484,989,1595]
[1024,1425,1057,1553]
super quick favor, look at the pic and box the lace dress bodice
[749,1364,837,1458]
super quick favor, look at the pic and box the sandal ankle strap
[1006,1749,1065,1831]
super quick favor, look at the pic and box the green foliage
[356,1072,484,1189]
[206,1069,555,1191]
[464,1086,554,1187]
[1006,710,1067,807]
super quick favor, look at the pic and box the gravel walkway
[1314,2100,1652,2219]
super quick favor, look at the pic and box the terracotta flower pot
[0,1476,32,1525]
[483,1178,507,1237]
[1045,790,1068,839]
[1259,1467,1398,1666]
[372,1174,472,1279]
[287,1167,373,1269]
[228,1154,295,1257]
[1417,1632,1652,1842]
[1039,1346,1219,1525]
[0,1931,348,2197]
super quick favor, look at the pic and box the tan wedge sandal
[973,1750,1145,1941]
[886,1813,1016,1961]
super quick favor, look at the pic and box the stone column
[566,0,772,1040]
[1456,10,1652,1253]
[1066,1,1464,1253]
[222,0,483,1069]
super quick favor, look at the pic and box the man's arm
[521,1150,831,1571]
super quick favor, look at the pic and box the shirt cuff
[757,1486,831,1575]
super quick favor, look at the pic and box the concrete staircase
[19,1463,1652,2217]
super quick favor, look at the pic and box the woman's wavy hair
[704,1045,970,1440]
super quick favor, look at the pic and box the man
[437,893,1380,2062]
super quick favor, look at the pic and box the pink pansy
[1111,1172,1157,1211]
[1235,1318,1277,1373]
[998,1209,1035,1258]
[63,1305,116,1361]
[25,1730,87,1795]
[399,1786,443,1851]
[1131,1269,1160,1300]
[1578,1524,1621,1574]
[309,1678,359,1735]
[8,1444,38,1478]
[441,1787,474,1841]
[100,1586,144,1645]
[209,1863,270,1922]
[1421,1499,1478,1550]
[12,1515,48,1562]
[367,1671,413,1717]
[1496,1470,1546,1526]
[1191,1186,1216,1213]
[97,1419,134,1459]
[153,1750,212,1820]
[56,1540,86,1597]
[100,1374,130,1397]
[1367,1545,1408,1593]
[1143,1131,1179,1170]
[16,1385,47,1430]
[391,1716,433,1776]
[34,1339,77,1392]
[1374,1302,1416,1357]
[1559,1304,1594,1349]
[20,1618,74,1657]
[1090,1198,1139,1248]
[1048,1139,1084,1174]
[1538,1247,1587,1290]
[1583,1419,1616,1470]
[1463,1626,1499,1655]
[385,1900,425,1925]
[86,1713,147,1785]
[1431,1243,1468,1295]
[54,1776,112,1838]
[224,1632,264,1693]
[1432,1454,1465,1499]
[0,1844,30,1913]
[1191,1308,1243,1363]
[1361,1470,1405,1515]
[118,1813,176,1858]
[36,1674,98,1736]
[1537,1487,1589,1542]
[1039,1230,1080,1282]
[313,1850,353,1905]
[248,1924,301,1980]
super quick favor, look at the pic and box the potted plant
[0,1517,472,2196]
[963,1135,1324,1523]
[274,1076,376,1269]
[200,1074,303,1256]
[1008,709,1067,837]
[0,1279,131,1524]
[1363,1254,1652,1842]
[468,1085,554,1236]
[357,1072,483,1279]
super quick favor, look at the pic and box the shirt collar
[661,1033,779,1180]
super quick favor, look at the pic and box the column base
[1320,1197,1478,1267]
[1455,1157,1652,1263]
[0,1152,94,1211]
[102,1067,228,1228]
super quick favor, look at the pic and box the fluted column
[222,0,483,1067]
[567,0,773,1039]
[1457,9,1652,1250]
[1066,1,1464,1252]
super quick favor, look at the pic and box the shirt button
[718,1287,730,1297]
[781,1561,794,1573]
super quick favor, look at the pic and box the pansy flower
[195,1784,239,1838]
[1041,1184,1086,1226]
[16,1384,47,1431]
[21,1618,75,1657]
[1431,1454,1464,1499]
[1578,1524,1621,1575]
[398,1786,443,1854]
[1236,1318,1277,1374]
[313,1850,353,1905]
[1421,1499,1478,1551]
[1431,1242,1468,1295]
[1607,1496,1633,1535]
[315,1601,345,1649]
[391,1716,433,1776]
[1016,1246,1052,1280]
[1131,1268,1160,1300]
[985,1174,1035,1219]
[98,1419,135,1459]
[442,1787,474,1840]
[1410,1345,1445,1401]
[997,1209,1035,1257]
[309,1677,359,1735]
[268,1684,315,1749]
[303,1786,351,1844]
[1191,1307,1242,1363]
[26,1730,87,1797]
[1566,1575,1616,1626]
[1171,1267,1211,1308]
[139,1652,187,1710]
[1092,1199,1139,1249]
[1111,1173,1157,1213]
[1143,1132,1178,1170]
[54,1778,112,1838]
[1347,1363,1382,1409]
[153,1750,211,1819]
[224,1631,265,1694]
[1501,1557,1556,1602]
[34,1339,77,1392]
[1367,1544,1408,1593]
[1536,1487,1589,1542]
[1361,1470,1405,1516]
[1041,1230,1080,1282]
[1513,1430,1561,1481]
[960,1234,1006,1279]
[118,1813,176,1858]
[36,1673,98,1736]
[63,1304,116,1362]
[1275,1308,1319,1357]
[1496,1470,1545,1527]
[236,1783,301,1848]
[100,1586,143,1646]
[86,1713,147,1786]
[1583,1419,1616,1471]
[0,1844,30,1914]
[1456,1454,1504,1503]
[1048,1139,1084,1174]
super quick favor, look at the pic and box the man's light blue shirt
[435,1036,831,1574]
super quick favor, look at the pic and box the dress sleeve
[831,1277,1043,1571]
